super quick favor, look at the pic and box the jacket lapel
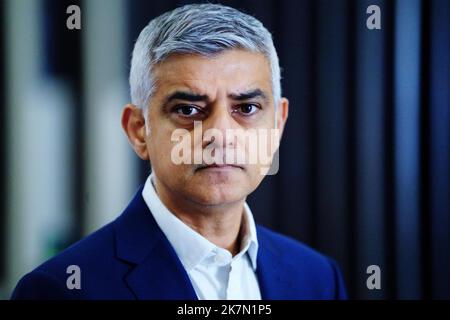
[113,187,197,300]
[124,235,198,300]
[256,226,295,299]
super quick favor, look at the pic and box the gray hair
[129,3,282,116]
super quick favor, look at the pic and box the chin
[189,185,246,206]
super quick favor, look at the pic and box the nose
[202,103,238,149]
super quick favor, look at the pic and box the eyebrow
[228,89,268,102]
[165,91,209,103]
[164,88,268,104]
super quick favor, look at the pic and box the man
[12,3,347,300]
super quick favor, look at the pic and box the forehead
[152,49,272,97]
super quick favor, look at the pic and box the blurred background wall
[0,0,448,299]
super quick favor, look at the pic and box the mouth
[195,164,244,172]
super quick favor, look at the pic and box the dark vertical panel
[345,0,357,298]
[429,0,450,299]
[44,0,83,243]
[383,0,397,300]
[354,0,387,299]
[275,0,314,243]
[314,0,351,274]
[0,0,5,282]
[419,0,432,300]
[309,0,319,249]
[394,0,422,299]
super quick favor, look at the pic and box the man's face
[144,49,287,206]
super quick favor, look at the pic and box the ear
[276,97,289,139]
[121,104,149,160]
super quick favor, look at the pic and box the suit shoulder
[256,224,330,263]
[11,269,75,300]
[12,220,117,299]
[36,221,116,274]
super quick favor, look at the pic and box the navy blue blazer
[11,187,347,300]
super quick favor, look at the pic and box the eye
[236,104,260,115]
[174,105,201,116]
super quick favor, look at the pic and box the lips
[196,163,243,171]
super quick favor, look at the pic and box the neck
[153,176,245,256]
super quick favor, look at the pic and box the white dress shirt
[141,173,261,300]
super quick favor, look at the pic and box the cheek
[243,165,265,194]
[147,127,175,164]
[266,110,277,128]
[148,127,195,178]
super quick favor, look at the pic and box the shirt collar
[141,172,259,271]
